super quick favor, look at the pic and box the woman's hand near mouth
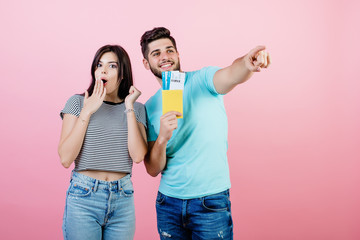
[83,79,106,115]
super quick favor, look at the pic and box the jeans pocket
[68,182,92,198]
[201,193,229,212]
[121,180,134,197]
[156,192,166,205]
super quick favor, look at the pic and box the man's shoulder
[145,89,161,108]
[186,66,221,79]
[188,66,220,72]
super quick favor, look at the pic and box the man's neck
[156,77,162,87]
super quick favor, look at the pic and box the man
[141,27,271,240]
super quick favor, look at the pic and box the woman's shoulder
[63,94,83,106]
[63,94,84,105]
[67,94,84,101]
[61,94,84,118]
[133,101,145,108]
[133,102,146,115]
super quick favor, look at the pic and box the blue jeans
[62,171,135,240]
[156,190,233,240]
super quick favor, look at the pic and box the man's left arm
[213,45,271,94]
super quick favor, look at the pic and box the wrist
[124,108,135,114]
[81,109,92,118]
[81,107,93,117]
[79,112,91,125]
[157,135,169,146]
[125,103,134,109]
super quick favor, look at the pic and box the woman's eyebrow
[99,60,118,64]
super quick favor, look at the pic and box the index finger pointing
[266,53,272,68]
[249,45,266,58]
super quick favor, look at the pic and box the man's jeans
[156,190,233,240]
[62,171,135,240]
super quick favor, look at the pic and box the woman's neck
[104,94,122,103]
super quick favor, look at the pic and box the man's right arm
[144,111,182,177]
[144,140,167,177]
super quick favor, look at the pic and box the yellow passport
[162,90,183,118]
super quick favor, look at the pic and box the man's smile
[159,61,174,71]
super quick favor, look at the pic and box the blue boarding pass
[162,71,185,90]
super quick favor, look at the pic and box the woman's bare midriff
[78,170,128,182]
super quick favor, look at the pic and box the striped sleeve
[60,95,82,119]
[134,102,147,128]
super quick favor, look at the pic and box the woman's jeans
[62,171,135,240]
[156,190,233,240]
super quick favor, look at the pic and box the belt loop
[118,179,121,192]
[94,180,99,192]
[70,170,75,183]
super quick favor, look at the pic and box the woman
[58,45,147,240]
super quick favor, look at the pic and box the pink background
[1,0,359,239]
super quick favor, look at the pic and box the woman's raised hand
[83,79,106,115]
[125,86,141,109]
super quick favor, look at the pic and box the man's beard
[149,61,181,79]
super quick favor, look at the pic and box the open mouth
[101,79,108,85]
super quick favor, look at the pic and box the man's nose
[160,52,169,60]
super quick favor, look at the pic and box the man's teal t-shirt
[145,66,231,199]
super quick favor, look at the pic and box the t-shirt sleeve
[60,95,82,119]
[146,115,158,142]
[199,66,222,95]
[144,92,160,142]
[134,102,147,129]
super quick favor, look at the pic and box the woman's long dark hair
[84,45,133,100]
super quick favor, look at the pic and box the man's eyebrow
[150,49,160,55]
[150,46,175,55]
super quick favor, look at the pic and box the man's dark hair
[140,27,177,60]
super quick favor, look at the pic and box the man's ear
[143,58,150,70]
